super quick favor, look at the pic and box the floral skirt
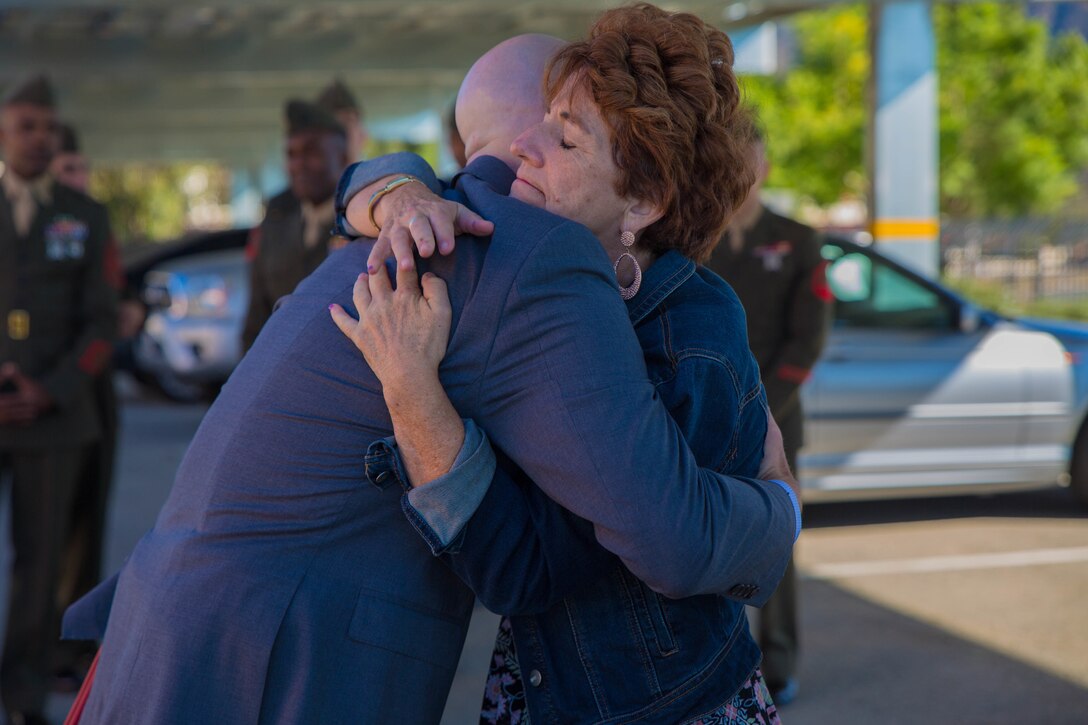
[480,616,782,725]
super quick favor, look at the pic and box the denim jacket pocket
[621,572,678,657]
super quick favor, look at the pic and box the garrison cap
[1,74,57,108]
[58,122,80,153]
[316,78,360,115]
[284,99,346,139]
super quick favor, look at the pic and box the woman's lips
[513,177,543,197]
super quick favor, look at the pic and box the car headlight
[165,273,232,319]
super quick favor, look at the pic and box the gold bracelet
[367,176,424,232]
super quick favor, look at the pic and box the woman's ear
[624,198,665,237]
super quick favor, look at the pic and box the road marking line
[802,546,1088,579]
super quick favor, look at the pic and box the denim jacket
[340,154,799,722]
[381,253,791,722]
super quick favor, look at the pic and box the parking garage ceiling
[0,0,828,165]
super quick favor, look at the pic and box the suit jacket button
[528,669,543,687]
[728,583,758,600]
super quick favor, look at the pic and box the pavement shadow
[803,487,1087,529]
[785,577,1088,724]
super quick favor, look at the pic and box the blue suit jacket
[68,156,795,723]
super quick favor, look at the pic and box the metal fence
[941,218,1088,303]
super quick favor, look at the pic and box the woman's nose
[511,124,542,166]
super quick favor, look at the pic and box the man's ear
[625,197,665,236]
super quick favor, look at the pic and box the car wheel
[1071,422,1088,508]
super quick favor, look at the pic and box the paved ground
[40,385,1088,723]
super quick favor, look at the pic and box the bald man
[64,35,796,724]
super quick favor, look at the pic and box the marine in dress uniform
[704,130,832,705]
[51,123,125,685]
[0,75,117,725]
[241,100,350,350]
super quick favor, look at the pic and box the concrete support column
[230,166,264,228]
[868,1,939,276]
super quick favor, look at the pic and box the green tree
[91,166,192,244]
[739,2,1088,217]
[741,5,869,206]
[937,3,1088,216]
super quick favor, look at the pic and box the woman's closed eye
[559,138,576,150]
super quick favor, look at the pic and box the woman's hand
[759,411,802,508]
[329,263,452,388]
[346,177,494,276]
[328,264,466,488]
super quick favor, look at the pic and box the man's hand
[0,363,54,426]
[345,176,493,275]
[759,410,801,507]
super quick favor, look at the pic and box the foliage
[90,164,229,245]
[937,3,1088,217]
[943,276,1088,321]
[741,6,868,206]
[740,3,1088,217]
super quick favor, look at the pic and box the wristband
[367,176,423,232]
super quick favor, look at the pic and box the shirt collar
[453,155,516,195]
[300,195,336,224]
[0,168,53,207]
[624,249,696,325]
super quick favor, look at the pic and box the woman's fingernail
[367,264,376,273]
[328,304,336,311]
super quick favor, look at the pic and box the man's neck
[1,167,52,199]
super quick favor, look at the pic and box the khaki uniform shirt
[241,190,341,350]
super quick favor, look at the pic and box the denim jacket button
[374,470,391,485]
[528,669,542,687]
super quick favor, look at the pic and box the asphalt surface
[39,381,1088,723]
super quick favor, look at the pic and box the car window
[823,245,955,330]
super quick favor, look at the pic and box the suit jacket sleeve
[764,228,832,418]
[39,203,118,408]
[472,221,796,602]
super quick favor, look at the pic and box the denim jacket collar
[453,155,516,195]
[624,250,696,325]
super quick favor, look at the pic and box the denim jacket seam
[563,598,612,719]
[671,349,742,398]
[616,571,665,696]
[628,260,695,326]
[737,381,764,412]
[399,496,446,555]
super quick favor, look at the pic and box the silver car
[803,239,1088,504]
[136,246,248,402]
[135,235,1088,504]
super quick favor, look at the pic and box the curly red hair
[545,3,756,262]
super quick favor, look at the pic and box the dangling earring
[614,230,642,300]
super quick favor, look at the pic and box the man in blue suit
[66,35,798,723]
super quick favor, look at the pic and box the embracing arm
[469,224,798,601]
[333,153,798,602]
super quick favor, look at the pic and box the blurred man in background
[241,100,351,350]
[49,121,125,693]
[704,125,832,707]
[50,123,90,194]
[316,78,367,162]
[0,75,117,725]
